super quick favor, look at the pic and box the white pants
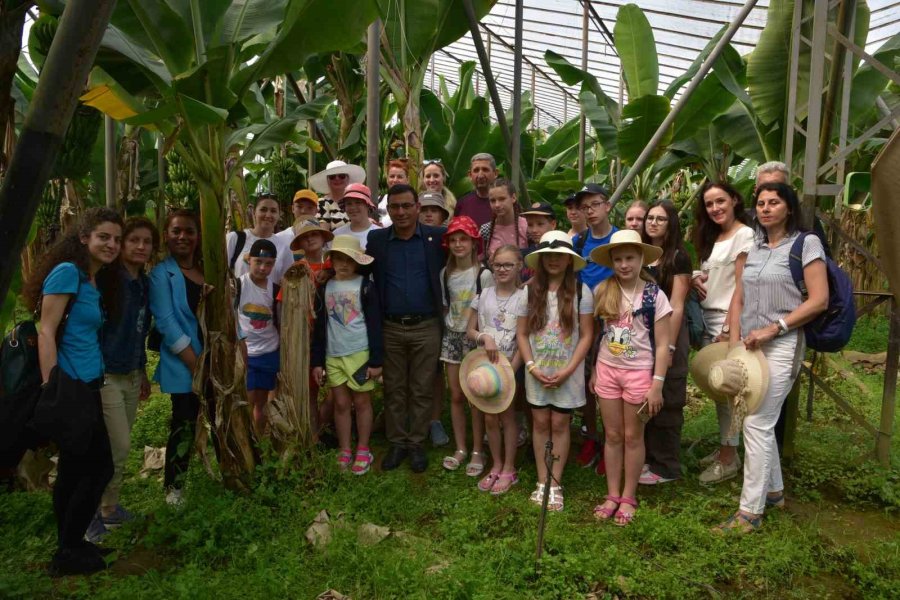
[739,333,799,514]
[702,310,739,447]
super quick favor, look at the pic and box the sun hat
[420,192,449,219]
[589,229,662,269]
[442,216,483,254]
[690,342,731,403]
[248,239,278,260]
[459,349,516,414]
[525,230,587,271]
[342,183,375,208]
[573,183,610,204]
[326,235,374,266]
[292,189,319,207]
[521,201,556,218]
[708,345,770,436]
[309,160,366,194]
[289,218,335,251]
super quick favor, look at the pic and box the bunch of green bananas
[165,152,199,210]
[270,153,304,210]
[36,182,60,229]
[54,105,102,181]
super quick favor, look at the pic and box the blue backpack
[788,232,856,352]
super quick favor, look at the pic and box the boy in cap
[521,201,558,247]
[276,189,320,262]
[565,193,587,240]
[332,183,379,251]
[236,239,282,429]
[419,192,450,226]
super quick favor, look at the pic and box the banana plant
[78,0,378,490]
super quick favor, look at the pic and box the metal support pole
[616,67,625,185]
[800,0,829,229]
[817,0,855,178]
[366,20,381,195]
[608,0,760,209]
[511,0,523,191]
[834,4,856,247]
[530,67,536,129]
[578,2,588,181]
[104,115,117,209]
[784,0,804,174]
[307,80,316,177]
[876,298,899,466]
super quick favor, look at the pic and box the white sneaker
[699,449,720,467]
[699,455,742,485]
[165,488,184,507]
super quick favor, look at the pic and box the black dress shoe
[48,547,108,577]
[410,447,428,473]
[381,446,409,471]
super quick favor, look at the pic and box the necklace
[616,278,642,322]
[178,261,195,271]
[495,288,515,315]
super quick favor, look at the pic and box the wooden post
[876,298,899,466]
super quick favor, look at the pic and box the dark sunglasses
[327,173,349,181]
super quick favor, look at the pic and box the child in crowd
[226,193,294,282]
[590,230,672,526]
[481,179,528,258]
[521,202,558,246]
[564,194,586,240]
[419,192,451,227]
[311,236,383,474]
[516,231,594,511]
[290,219,334,286]
[441,217,494,476]
[624,200,648,231]
[236,240,281,429]
[275,189,320,262]
[332,183,379,250]
[466,245,526,494]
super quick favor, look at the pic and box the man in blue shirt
[367,184,447,472]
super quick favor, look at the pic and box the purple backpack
[788,232,856,352]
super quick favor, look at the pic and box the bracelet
[668,344,676,353]
[777,318,789,336]
[527,363,537,373]
[476,332,488,345]
[525,360,535,368]
[653,375,665,383]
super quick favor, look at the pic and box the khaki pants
[99,370,142,509]
[382,319,442,448]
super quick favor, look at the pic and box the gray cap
[420,192,449,215]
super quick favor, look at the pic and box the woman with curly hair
[23,206,124,577]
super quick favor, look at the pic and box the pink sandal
[593,495,620,521]
[337,449,353,471]
[490,471,519,495]
[614,496,638,526]
[351,448,373,475]
[478,471,500,492]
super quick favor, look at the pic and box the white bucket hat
[589,229,662,269]
[525,230,587,271]
[309,160,366,195]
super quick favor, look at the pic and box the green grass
[1,316,898,598]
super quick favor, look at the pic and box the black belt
[385,313,436,326]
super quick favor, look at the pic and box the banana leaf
[616,95,671,165]
[614,3,658,100]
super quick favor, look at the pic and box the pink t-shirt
[483,217,528,257]
[596,284,673,371]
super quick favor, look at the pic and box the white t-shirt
[699,225,755,312]
[236,274,279,356]
[332,222,379,251]
[226,229,294,284]
[516,283,593,409]
[470,287,527,359]
[440,265,495,332]
[324,276,369,358]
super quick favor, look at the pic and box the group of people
[19,152,829,575]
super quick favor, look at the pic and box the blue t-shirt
[575,225,618,291]
[324,276,368,358]
[42,262,104,382]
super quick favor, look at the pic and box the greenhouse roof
[426,0,900,129]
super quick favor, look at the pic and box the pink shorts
[593,362,652,405]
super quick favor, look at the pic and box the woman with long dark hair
[639,200,691,485]
[86,217,159,541]
[23,207,123,576]
[691,182,755,484]
[149,209,205,506]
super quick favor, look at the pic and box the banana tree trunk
[401,96,422,189]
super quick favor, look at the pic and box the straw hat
[326,235,373,265]
[690,342,731,403]
[459,349,516,414]
[708,345,770,416]
[589,229,662,269]
[525,230,587,271]
[308,160,366,194]
[289,218,335,251]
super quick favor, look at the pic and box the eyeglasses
[387,202,416,211]
[645,215,669,224]
[492,262,517,271]
[327,174,348,181]
[582,201,609,212]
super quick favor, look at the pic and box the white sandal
[548,486,564,512]
[529,483,546,505]
[442,449,467,471]
[465,451,486,477]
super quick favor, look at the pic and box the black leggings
[53,394,113,550]
[164,391,218,489]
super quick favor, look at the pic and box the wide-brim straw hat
[325,234,373,265]
[459,349,516,414]
[690,341,731,403]
[309,160,366,194]
[525,230,587,271]
[708,345,770,415]
[589,229,662,269]
[289,218,335,251]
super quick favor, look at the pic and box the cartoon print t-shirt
[596,283,672,371]
[471,287,527,359]
[237,273,279,356]
[324,275,368,358]
[441,266,494,332]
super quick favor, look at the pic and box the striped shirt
[740,231,826,334]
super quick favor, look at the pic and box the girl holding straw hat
[311,235,382,475]
[516,231,594,512]
[465,244,528,494]
[589,229,672,526]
